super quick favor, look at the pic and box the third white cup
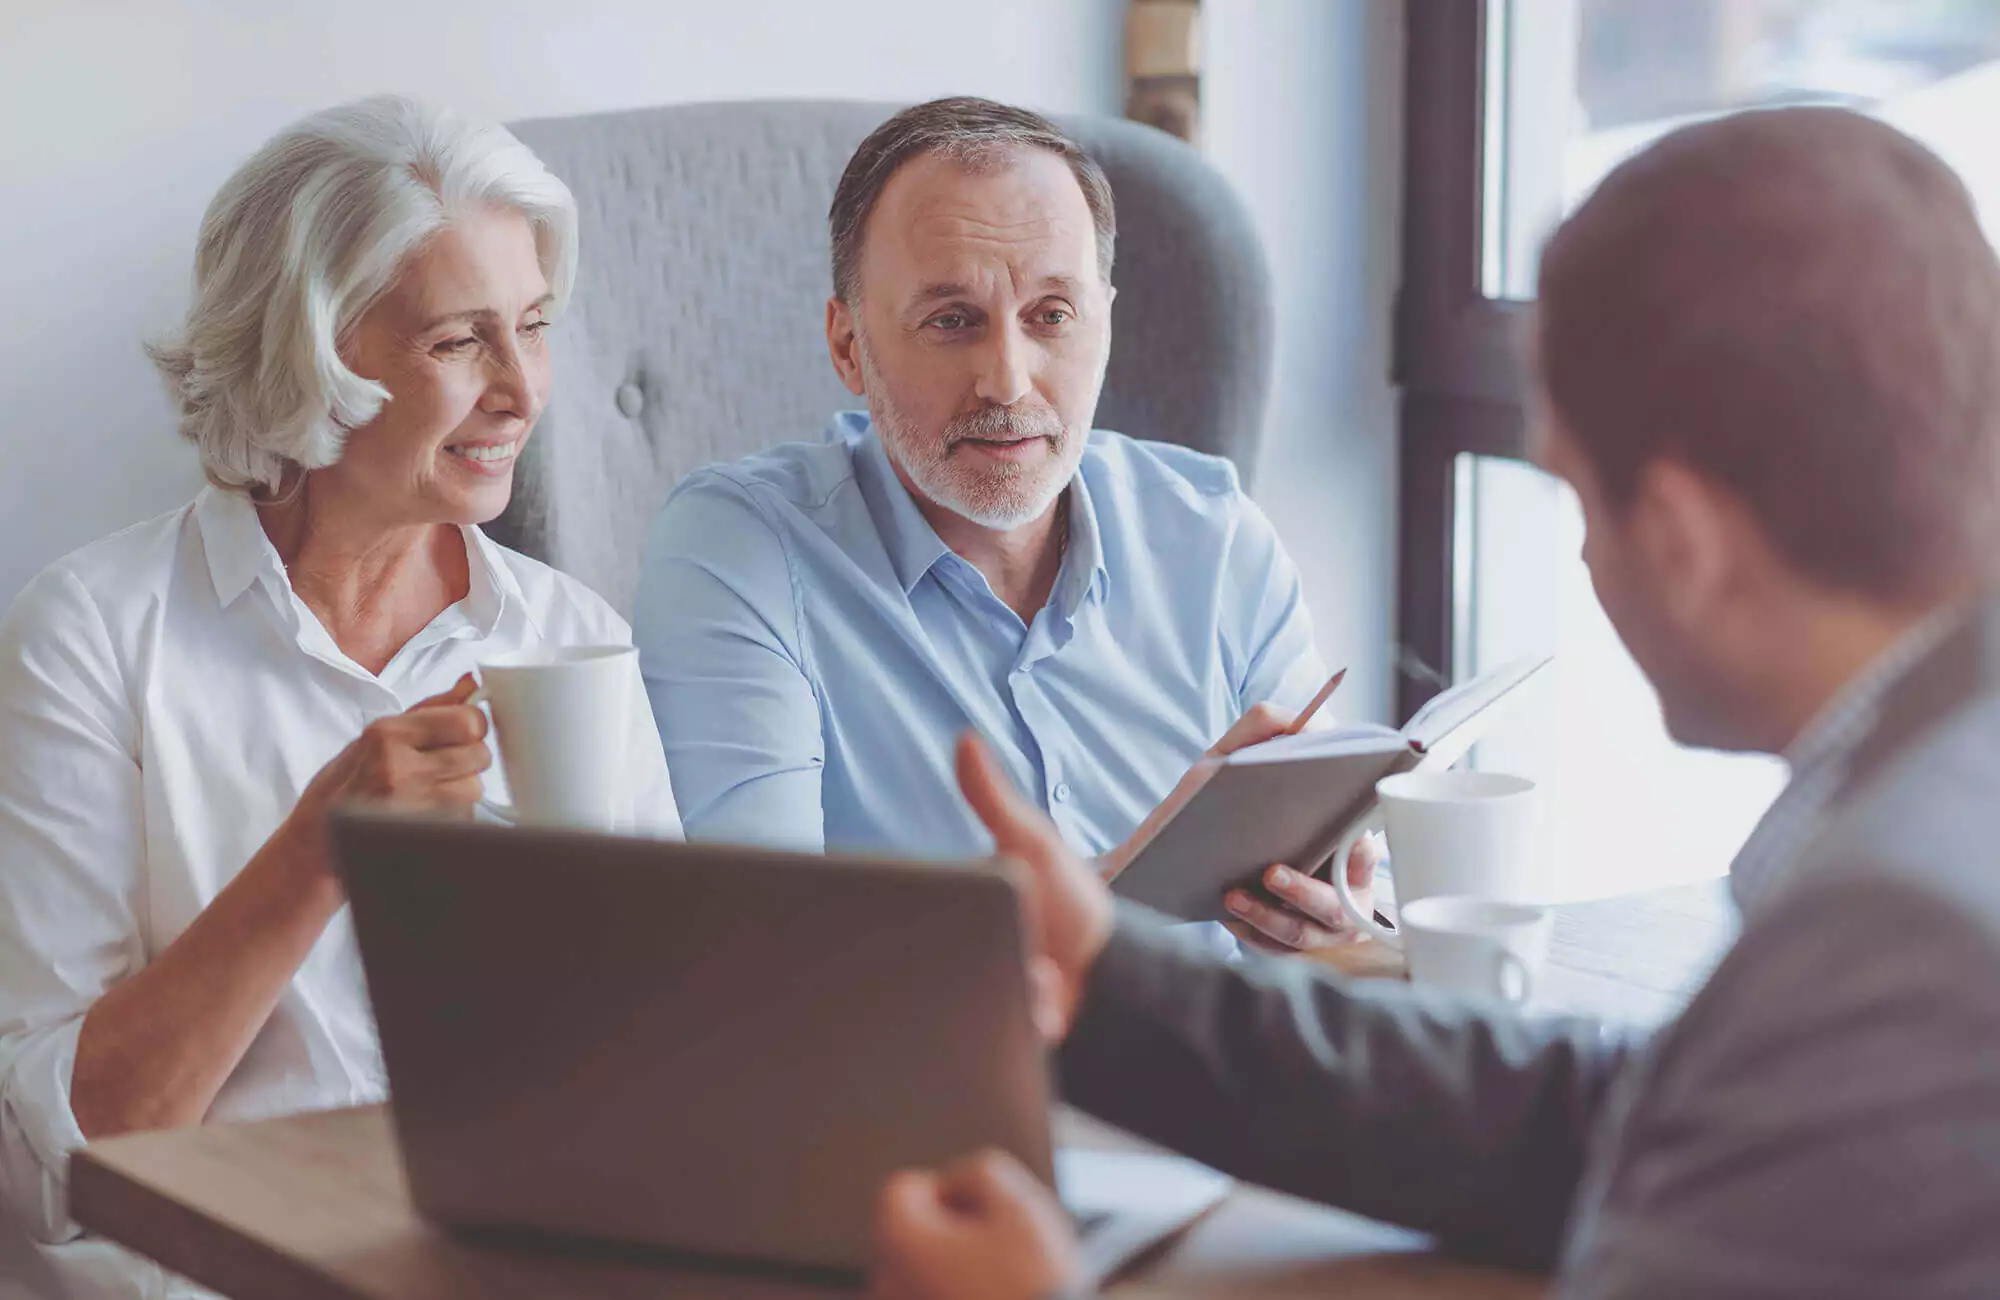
[1400,895,1552,1004]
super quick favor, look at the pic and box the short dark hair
[828,97,1116,303]
[1538,107,2000,599]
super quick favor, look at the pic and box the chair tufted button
[615,382,645,418]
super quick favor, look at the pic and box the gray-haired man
[634,97,1379,952]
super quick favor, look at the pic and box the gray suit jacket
[1059,600,2000,1297]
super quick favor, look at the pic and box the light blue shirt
[633,412,1326,866]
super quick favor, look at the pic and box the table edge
[71,1143,369,1300]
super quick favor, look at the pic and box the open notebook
[1109,656,1551,923]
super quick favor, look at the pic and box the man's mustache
[944,405,1066,448]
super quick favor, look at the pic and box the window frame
[1394,0,1530,720]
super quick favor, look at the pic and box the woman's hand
[72,673,496,1140]
[274,674,493,888]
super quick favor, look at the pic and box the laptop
[332,812,1229,1283]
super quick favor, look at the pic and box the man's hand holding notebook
[1106,658,1551,926]
[1093,671,1380,952]
[1098,668,1350,883]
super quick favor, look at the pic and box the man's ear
[826,297,866,397]
[1628,459,1745,633]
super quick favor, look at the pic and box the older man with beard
[634,97,1375,953]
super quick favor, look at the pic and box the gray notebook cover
[1109,657,1550,923]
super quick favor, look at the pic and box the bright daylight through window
[1465,0,2000,899]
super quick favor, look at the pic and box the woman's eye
[434,336,479,355]
[521,319,552,337]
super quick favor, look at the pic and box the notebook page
[1225,723,1404,765]
[1403,656,1552,754]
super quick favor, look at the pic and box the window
[1457,456,1785,899]
[1486,0,2000,300]
[1397,0,2000,899]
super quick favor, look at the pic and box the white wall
[0,0,1403,720]
[1209,0,1405,723]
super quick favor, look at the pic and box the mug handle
[1492,948,1535,1005]
[476,796,520,824]
[1329,820,1400,949]
[463,684,519,824]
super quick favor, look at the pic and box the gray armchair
[493,99,1273,613]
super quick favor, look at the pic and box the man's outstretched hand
[956,733,1114,1043]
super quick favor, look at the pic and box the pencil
[1287,667,1347,735]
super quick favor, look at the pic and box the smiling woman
[0,96,681,1300]
[149,98,575,494]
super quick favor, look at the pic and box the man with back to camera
[867,107,2000,1299]
[633,97,1378,954]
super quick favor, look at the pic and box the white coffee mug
[470,645,637,830]
[1399,895,1552,1005]
[1331,770,1542,949]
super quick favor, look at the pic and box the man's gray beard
[859,343,1081,531]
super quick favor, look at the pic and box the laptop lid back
[334,813,1054,1274]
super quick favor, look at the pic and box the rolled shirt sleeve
[0,1018,89,1243]
[0,567,147,1243]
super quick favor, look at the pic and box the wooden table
[69,880,1736,1300]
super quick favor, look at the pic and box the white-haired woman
[0,97,679,1298]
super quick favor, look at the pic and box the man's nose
[972,321,1034,408]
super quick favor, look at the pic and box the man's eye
[929,313,970,331]
[1039,307,1072,326]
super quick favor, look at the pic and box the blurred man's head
[1533,107,2000,751]
[824,98,1117,532]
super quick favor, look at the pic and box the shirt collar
[1731,601,1971,914]
[193,485,289,608]
[848,414,953,595]
[1781,602,1965,784]
[459,522,523,638]
[193,483,518,639]
[1057,456,1111,612]
[843,411,1111,609]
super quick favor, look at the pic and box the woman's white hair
[149,95,578,492]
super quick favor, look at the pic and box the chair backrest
[494,99,1273,613]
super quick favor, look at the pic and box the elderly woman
[0,97,678,1297]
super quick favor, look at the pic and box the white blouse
[0,487,681,1299]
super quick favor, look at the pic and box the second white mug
[1331,769,1543,949]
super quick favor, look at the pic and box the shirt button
[1053,781,1072,803]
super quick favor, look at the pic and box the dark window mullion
[1396,393,1525,720]
[1395,0,1531,719]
